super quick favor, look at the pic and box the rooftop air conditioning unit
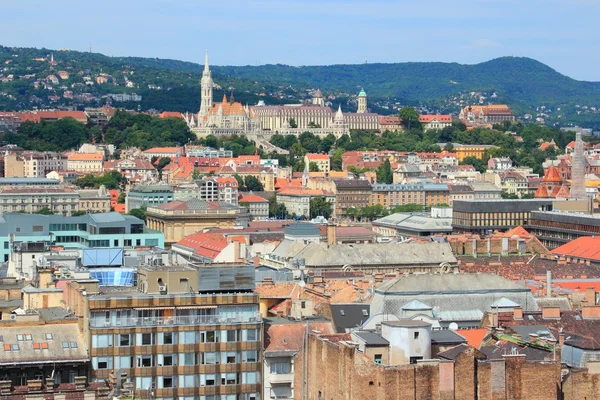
[158,285,167,293]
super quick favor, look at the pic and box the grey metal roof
[535,297,572,311]
[530,210,600,226]
[334,179,372,189]
[511,325,555,341]
[373,213,453,233]
[376,273,529,295]
[330,304,370,333]
[382,320,431,327]
[90,212,127,223]
[438,309,484,322]
[284,222,320,237]
[0,178,60,185]
[401,300,433,311]
[430,330,467,345]
[490,297,521,308]
[353,331,389,346]
[438,343,471,360]
[291,242,457,268]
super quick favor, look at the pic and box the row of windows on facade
[98,373,260,390]
[92,329,259,347]
[92,350,258,369]
[121,394,258,400]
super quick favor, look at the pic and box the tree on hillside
[233,174,246,191]
[399,107,421,130]
[376,159,394,184]
[461,156,487,173]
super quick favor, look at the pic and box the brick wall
[296,334,563,400]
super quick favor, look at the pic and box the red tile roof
[419,114,452,123]
[306,153,330,160]
[159,111,184,119]
[175,232,228,259]
[552,237,600,262]
[456,328,489,349]
[143,147,183,154]
[68,152,103,161]
[265,322,334,353]
[239,195,268,203]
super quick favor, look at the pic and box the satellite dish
[449,322,459,331]
[299,280,306,287]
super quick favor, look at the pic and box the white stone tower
[357,88,367,113]
[312,89,324,107]
[570,132,586,199]
[199,51,214,123]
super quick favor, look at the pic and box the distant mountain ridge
[1,45,599,127]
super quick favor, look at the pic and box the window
[163,376,175,388]
[93,356,113,370]
[242,372,257,385]
[409,356,423,364]
[179,331,197,344]
[45,333,53,340]
[413,332,419,339]
[374,354,382,364]
[137,355,154,368]
[202,352,217,365]
[362,309,368,317]
[92,334,113,348]
[16,334,24,342]
[301,301,306,309]
[222,351,237,364]
[226,329,238,342]
[70,341,77,348]
[242,350,257,363]
[244,328,258,341]
[221,373,237,385]
[179,352,196,366]
[200,374,216,387]
[161,332,175,345]
[62,342,70,349]
[270,361,291,374]
[141,333,154,345]
[118,334,131,347]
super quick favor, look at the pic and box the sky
[2,0,599,81]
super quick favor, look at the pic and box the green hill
[0,45,599,127]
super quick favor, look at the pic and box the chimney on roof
[559,333,565,348]
[546,270,552,298]
[585,287,597,305]
[513,306,523,320]
[541,307,561,320]
[327,224,337,246]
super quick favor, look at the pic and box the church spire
[203,51,210,74]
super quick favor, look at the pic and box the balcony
[90,313,261,329]
[269,373,293,384]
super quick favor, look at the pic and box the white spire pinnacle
[204,51,209,73]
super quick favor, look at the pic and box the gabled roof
[490,297,520,308]
[552,236,600,262]
[330,304,371,333]
[173,232,228,260]
[67,152,103,161]
[401,299,432,311]
[455,329,489,349]
[239,194,268,203]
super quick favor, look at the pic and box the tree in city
[117,192,126,204]
[309,162,320,172]
[244,175,264,192]
[268,195,290,219]
[398,107,421,130]
[309,197,332,219]
[288,118,298,128]
[376,159,394,184]
[233,174,246,191]
[35,207,53,215]
[129,206,147,222]
[460,156,487,173]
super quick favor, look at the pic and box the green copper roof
[358,88,367,97]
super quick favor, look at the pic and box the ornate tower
[571,132,586,199]
[199,51,214,122]
[357,88,367,113]
[312,89,324,107]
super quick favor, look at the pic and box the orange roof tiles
[552,237,600,262]
[265,322,334,352]
[239,195,268,203]
[256,282,300,298]
[143,147,182,154]
[208,94,247,115]
[456,329,489,349]
[419,114,452,123]
[159,111,184,119]
[503,226,531,239]
[306,153,330,160]
[542,165,562,182]
[175,232,228,259]
[67,152,103,161]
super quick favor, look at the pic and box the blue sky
[3,0,599,81]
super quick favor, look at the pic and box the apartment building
[67,153,104,173]
[370,183,449,209]
[239,195,269,220]
[333,179,372,218]
[126,184,174,212]
[0,186,79,215]
[304,154,330,172]
[65,263,262,400]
